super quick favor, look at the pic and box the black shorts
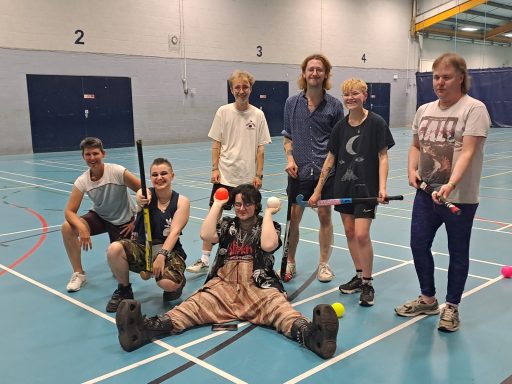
[209,183,235,210]
[335,203,376,219]
[286,176,334,204]
[82,210,133,243]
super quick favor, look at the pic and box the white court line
[0,263,247,384]
[284,275,504,384]
[0,225,61,238]
[0,176,71,194]
[0,170,74,185]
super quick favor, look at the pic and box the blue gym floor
[1,128,511,384]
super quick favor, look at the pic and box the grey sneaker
[338,275,362,294]
[317,263,334,282]
[186,259,209,274]
[438,304,460,332]
[359,284,375,307]
[395,296,440,317]
[66,272,87,292]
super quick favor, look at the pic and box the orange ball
[215,187,229,200]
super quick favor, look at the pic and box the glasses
[234,202,254,209]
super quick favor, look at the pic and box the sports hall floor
[1,128,511,384]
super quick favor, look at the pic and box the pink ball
[501,265,512,278]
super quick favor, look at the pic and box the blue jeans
[410,189,478,305]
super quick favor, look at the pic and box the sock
[446,302,458,309]
[201,250,210,265]
[362,277,373,286]
[356,270,363,279]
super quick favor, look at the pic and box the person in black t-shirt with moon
[309,78,395,307]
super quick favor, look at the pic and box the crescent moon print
[346,135,360,155]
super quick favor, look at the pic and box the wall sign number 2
[75,30,85,45]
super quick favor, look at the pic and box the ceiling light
[460,27,478,32]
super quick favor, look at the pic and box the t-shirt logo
[246,120,255,129]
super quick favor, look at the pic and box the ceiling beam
[465,9,512,21]
[424,27,512,43]
[415,0,488,32]
[487,1,512,11]
[485,21,512,38]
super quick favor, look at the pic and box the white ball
[267,196,280,208]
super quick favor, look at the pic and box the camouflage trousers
[117,239,186,285]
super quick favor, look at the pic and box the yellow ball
[331,302,345,318]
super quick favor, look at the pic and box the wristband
[256,174,263,180]
[157,248,170,258]
[447,181,456,188]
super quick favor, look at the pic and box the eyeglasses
[234,202,254,209]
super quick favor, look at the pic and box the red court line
[0,206,48,276]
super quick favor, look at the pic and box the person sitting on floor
[115,183,339,359]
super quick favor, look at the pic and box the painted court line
[0,264,247,384]
[284,275,504,384]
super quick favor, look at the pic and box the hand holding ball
[331,302,345,318]
[214,187,229,201]
[267,196,280,209]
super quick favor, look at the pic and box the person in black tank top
[105,158,191,313]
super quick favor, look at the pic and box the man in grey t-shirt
[395,53,491,332]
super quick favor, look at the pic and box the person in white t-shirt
[186,70,271,275]
[62,137,141,292]
[395,53,491,332]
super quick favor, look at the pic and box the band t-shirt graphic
[412,95,491,204]
[417,116,459,185]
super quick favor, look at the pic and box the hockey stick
[279,198,293,282]
[417,180,461,216]
[136,140,153,280]
[296,194,404,207]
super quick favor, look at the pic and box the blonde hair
[341,78,368,94]
[228,70,255,88]
[432,52,471,94]
[297,54,333,90]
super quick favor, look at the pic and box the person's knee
[317,208,332,226]
[344,226,355,240]
[61,221,73,236]
[107,241,125,261]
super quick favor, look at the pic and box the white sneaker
[186,260,209,274]
[317,263,335,282]
[67,272,87,292]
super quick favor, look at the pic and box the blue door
[364,83,390,126]
[27,75,134,153]
[228,80,289,136]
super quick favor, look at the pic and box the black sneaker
[106,284,134,313]
[339,275,363,294]
[359,284,375,307]
[116,299,172,352]
[163,277,186,302]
